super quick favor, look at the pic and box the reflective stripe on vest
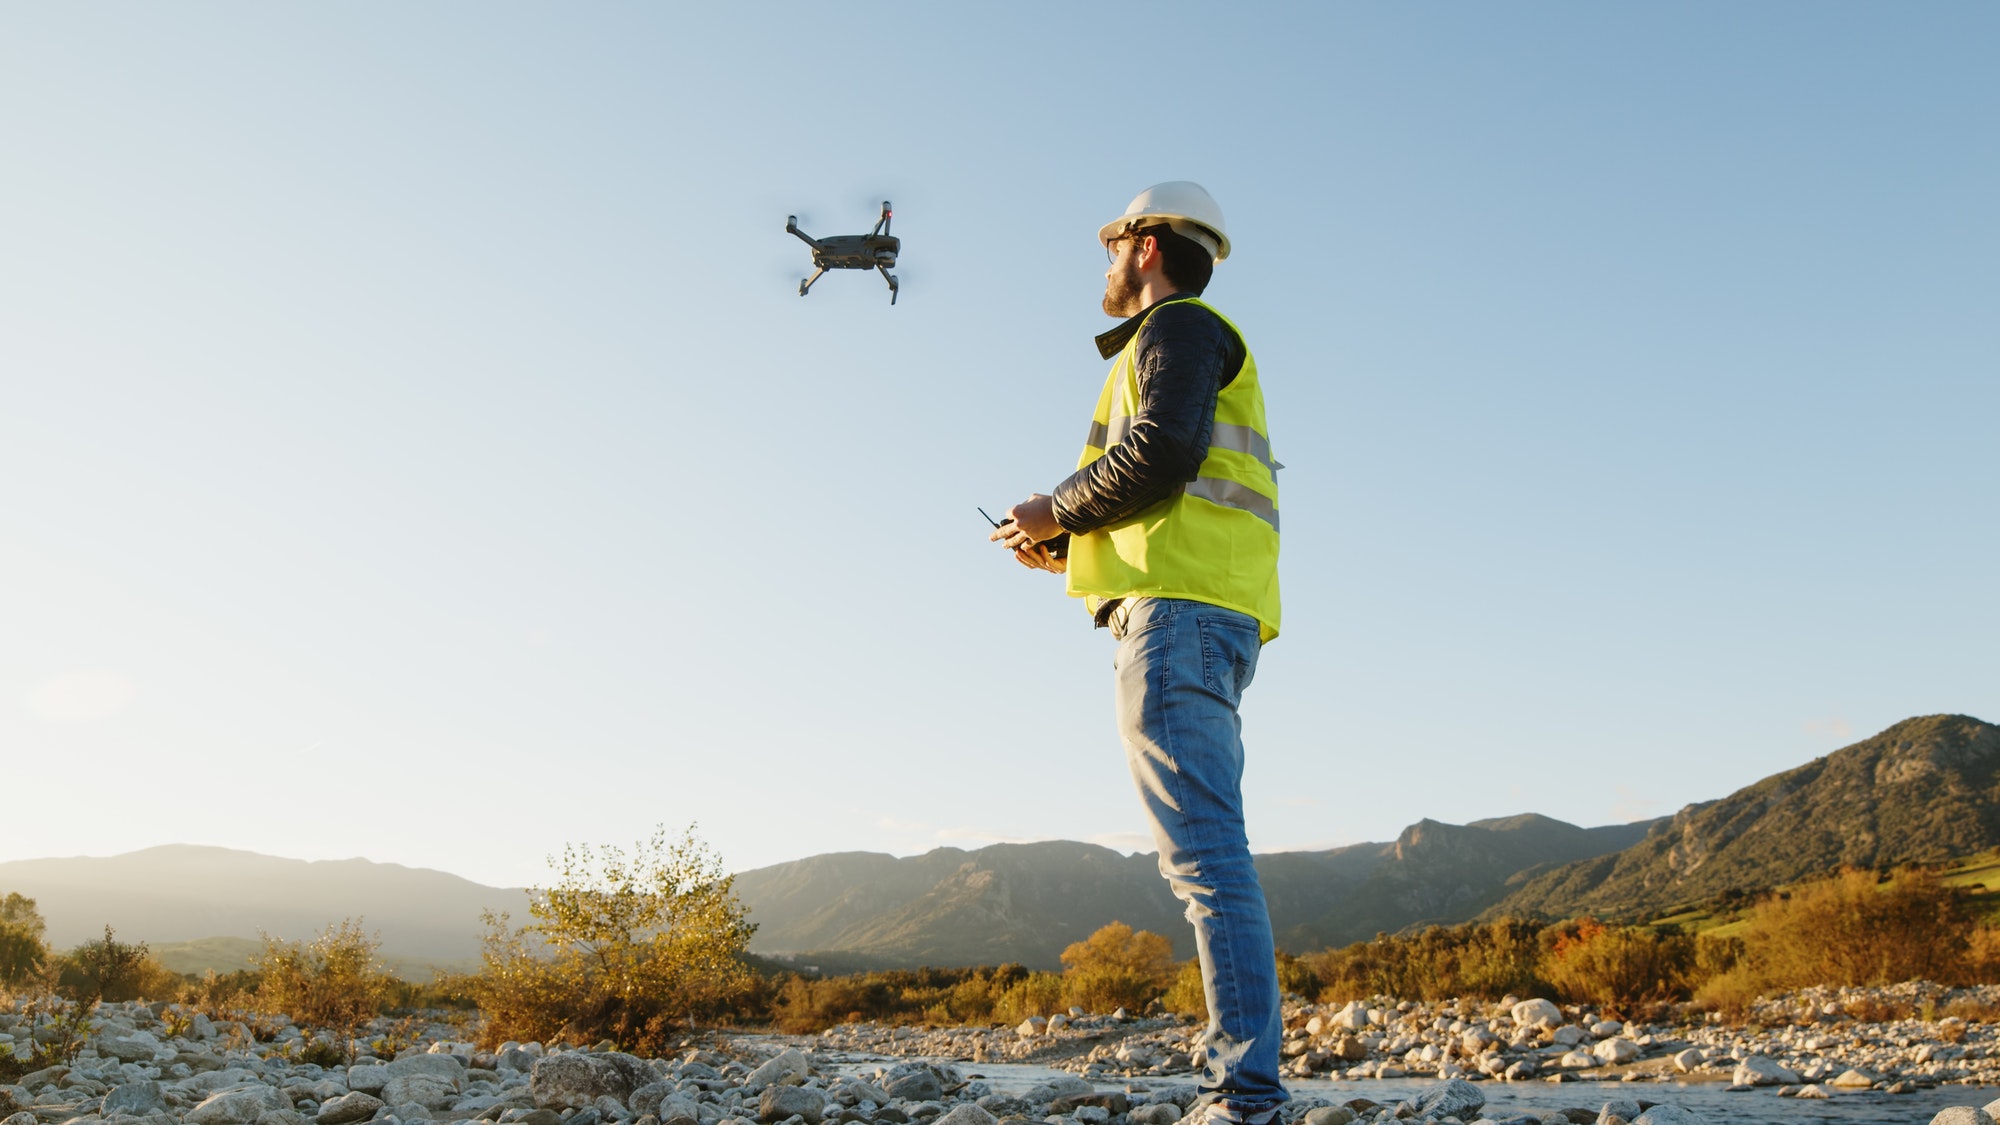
[1065,297,1281,642]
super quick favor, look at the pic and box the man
[990,181,1284,1125]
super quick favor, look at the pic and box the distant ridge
[732,813,1657,970]
[1485,714,2000,921]
[0,845,527,968]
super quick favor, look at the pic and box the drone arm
[799,265,828,297]
[872,201,892,238]
[786,215,823,250]
[878,265,898,305]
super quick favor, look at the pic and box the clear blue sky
[4,3,1994,892]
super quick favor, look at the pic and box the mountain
[0,845,527,968]
[1485,714,2000,921]
[732,813,1657,970]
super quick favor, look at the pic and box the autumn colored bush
[1059,921,1176,1014]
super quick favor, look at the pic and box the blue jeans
[1111,597,1286,1124]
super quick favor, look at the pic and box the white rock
[1830,1068,1880,1088]
[1592,1038,1640,1065]
[1928,1109,1994,1125]
[1016,1018,1047,1039]
[1511,999,1562,1029]
[1733,1056,1800,1086]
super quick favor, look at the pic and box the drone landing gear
[799,266,827,297]
[879,265,899,305]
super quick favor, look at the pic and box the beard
[1102,256,1145,317]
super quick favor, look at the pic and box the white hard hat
[1098,180,1231,262]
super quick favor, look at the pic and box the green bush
[473,825,757,1054]
[255,919,394,1036]
[0,894,49,990]
[58,926,172,1002]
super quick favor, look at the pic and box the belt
[1100,598,1136,640]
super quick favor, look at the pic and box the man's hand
[999,494,1063,544]
[988,493,1067,574]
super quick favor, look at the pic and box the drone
[786,201,900,304]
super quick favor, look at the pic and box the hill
[732,813,1656,970]
[0,845,527,968]
[1485,714,2000,921]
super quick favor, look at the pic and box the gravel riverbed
[8,984,2000,1125]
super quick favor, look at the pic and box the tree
[61,925,165,1002]
[0,894,48,987]
[1059,921,1176,1014]
[474,824,756,1054]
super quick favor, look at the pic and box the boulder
[1551,1026,1585,1046]
[744,1048,811,1090]
[187,1085,293,1125]
[315,1093,385,1125]
[1130,1106,1182,1125]
[1413,1078,1484,1120]
[102,1082,167,1116]
[385,1056,464,1090]
[1631,1108,1705,1125]
[757,1085,826,1125]
[1015,1018,1047,1039]
[884,1071,944,1103]
[1021,1077,1093,1105]
[345,1066,389,1098]
[1510,999,1562,1030]
[531,1055,634,1110]
[1928,1110,1995,1125]
[1595,1100,1640,1123]
[380,1075,456,1111]
[101,1034,163,1063]
[1301,1109,1356,1125]
[1670,1049,1704,1073]
[0,1114,31,1125]
[1732,1056,1799,1087]
[1592,1039,1641,1065]
[931,1108,997,1125]
[1830,1068,1881,1088]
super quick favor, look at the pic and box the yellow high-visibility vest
[1066,297,1282,642]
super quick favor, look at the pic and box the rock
[531,1055,635,1110]
[1301,1109,1356,1125]
[1595,1099,1640,1124]
[101,1035,162,1063]
[188,1086,294,1125]
[744,1049,810,1090]
[1670,1049,1703,1073]
[1329,1002,1371,1032]
[1794,1085,1831,1099]
[347,1067,390,1097]
[1631,1109,1705,1125]
[1129,1105,1181,1125]
[1504,1060,1538,1081]
[1589,1021,1624,1038]
[1987,1099,2000,1121]
[883,1072,943,1103]
[757,1086,826,1125]
[1413,1078,1484,1120]
[1928,1110,1995,1125]
[1048,1094,1128,1117]
[512,1112,563,1125]
[1020,1077,1092,1105]
[316,1093,385,1125]
[1592,1039,1640,1066]
[1015,1018,1046,1039]
[1511,1000,1562,1030]
[1732,1056,1800,1086]
[385,1057,465,1091]
[380,1076,455,1112]
[930,1108,996,1125]
[0,1113,31,1125]
[102,1082,167,1116]
[1830,1068,1881,1088]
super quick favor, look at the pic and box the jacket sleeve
[1050,303,1242,535]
